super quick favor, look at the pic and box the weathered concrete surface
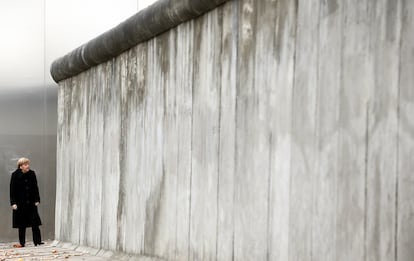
[52,0,414,260]
[50,0,231,83]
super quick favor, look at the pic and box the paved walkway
[0,241,108,261]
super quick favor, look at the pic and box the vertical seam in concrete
[363,102,370,261]
[174,29,180,260]
[394,1,403,259]
[141,49,147,253]
[110,60,117,249]
[334,2,343,259]
[336,1,345,259]
[174,119,179,258]
[333,2,345,260]
[288,0,300,258]
[311,3,322,261]
[264,1,273,259]
[394,76,400,261]
[187,21,196,261]
[175,54,180,260]
[266,133,272,261]
[116,62,125,252]
[175,141,179,258]
[215,6,224,261]
[231,1,240,260]
[99,64,107,249]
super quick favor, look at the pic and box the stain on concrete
[385,0,399,42]
[239,0,257,59]
[156,34,171,76]
[144,168,166,254]
[269,0,297,64]
[326,0,339,16]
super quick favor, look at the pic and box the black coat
[10,169,42,228]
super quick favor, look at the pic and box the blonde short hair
[17,157,30,168]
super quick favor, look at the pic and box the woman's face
[20,163,30,173]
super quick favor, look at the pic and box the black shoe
[34,242,44,246]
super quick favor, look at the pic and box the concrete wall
[51,0,414,260]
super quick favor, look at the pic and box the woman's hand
[12,204,17,210]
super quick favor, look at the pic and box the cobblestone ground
[0,241,108,261]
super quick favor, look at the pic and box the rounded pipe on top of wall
[50,0,231,83]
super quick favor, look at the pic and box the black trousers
[18,226,42,246]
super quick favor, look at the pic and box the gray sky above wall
[0,0,156,89]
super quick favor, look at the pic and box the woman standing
[10,157,44,247]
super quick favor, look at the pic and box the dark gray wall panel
[0,87,57,242]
